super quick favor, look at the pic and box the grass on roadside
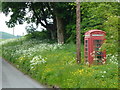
[0,38,118,88]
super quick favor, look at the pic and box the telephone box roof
[85,29,106,35]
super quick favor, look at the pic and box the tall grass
[0,38,118,88]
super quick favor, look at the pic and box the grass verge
[0,38,118,88]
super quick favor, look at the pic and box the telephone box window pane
[94,40,103,50]
[96,40,102,43]
[85,52,88,55]
[94,40,103,44]
[95,48,99,51]
[85,40,88,47]
[97,44,101,47]
[85,48,88,51]
[96,52,103,55]
[85,56,88,61]
[97,56,102,59]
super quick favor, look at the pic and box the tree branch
[31,2,47,28]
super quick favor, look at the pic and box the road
[0,57,47,88]
[0,57,2,89]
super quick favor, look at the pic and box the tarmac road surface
[0,57,47,88]
[0,57,2,89]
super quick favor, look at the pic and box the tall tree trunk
[50,17,57,40]
[46,23,57,40]
[76,0,81,64]
[49,29,56,40]
[52,3,64,44]
[56,16,64,44]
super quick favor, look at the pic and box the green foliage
[80,2,119,30]
[65,2,120,43]
[25,24,36,34]
[25,24,52,40]
[2,2,119,44]
[25,31,49,40]
[65,24,76,43]
[102,16,119,55]
[0,38,118,88]
[2,2,27,27]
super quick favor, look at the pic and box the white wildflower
[103,71,106,73]
[101,75,104,78]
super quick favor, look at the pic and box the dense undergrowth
[0,38,118,88]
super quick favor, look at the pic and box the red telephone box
[84,29,106,65]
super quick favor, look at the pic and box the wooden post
[76,0,81,64]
